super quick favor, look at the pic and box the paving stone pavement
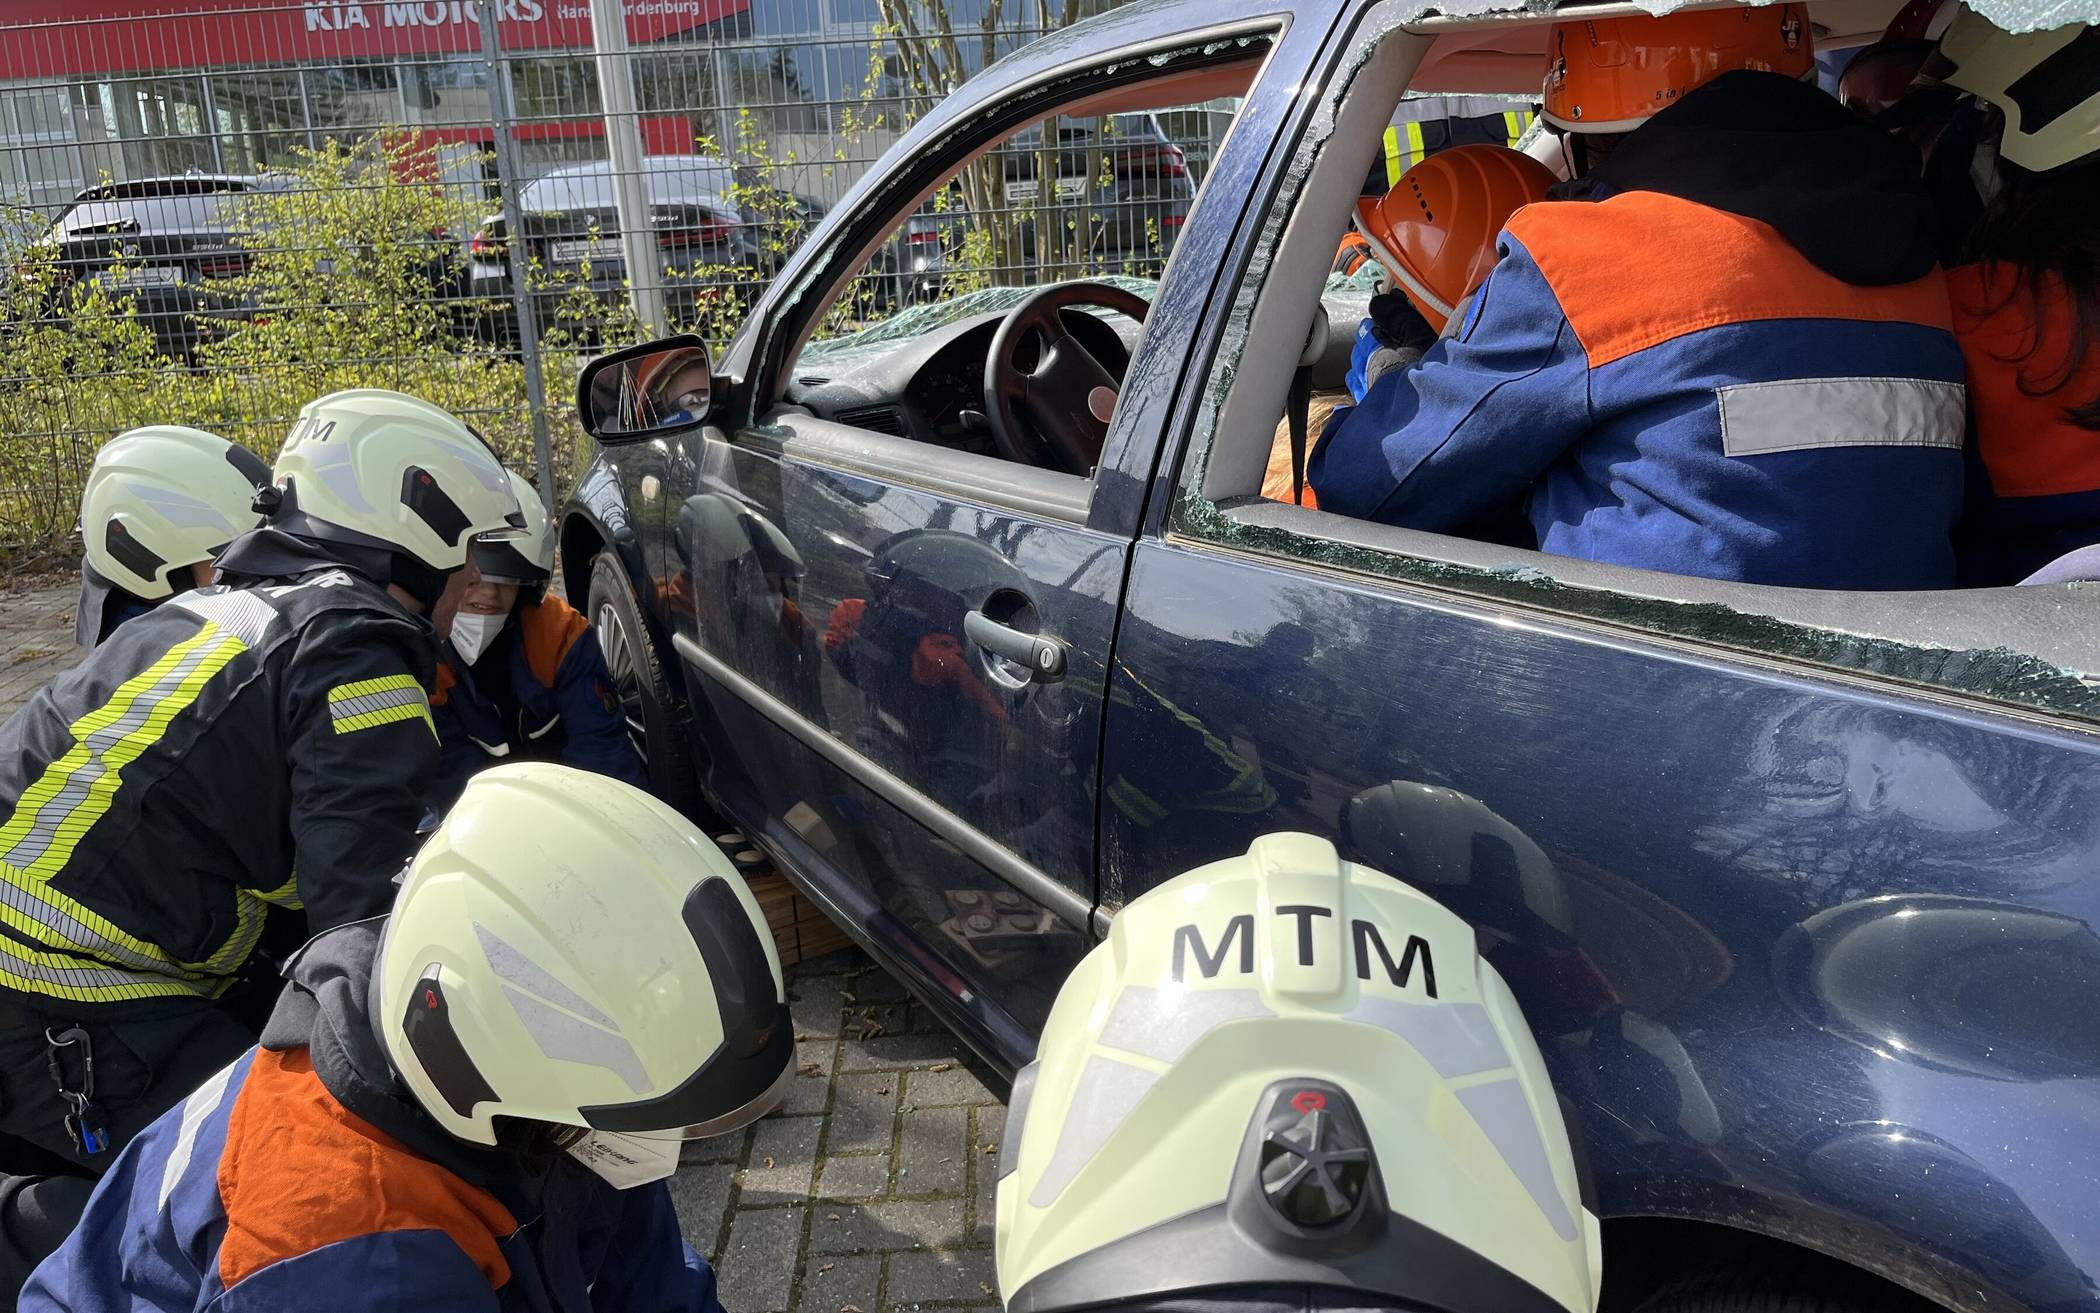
[0,579,84,718]
[676,949,1006,1313]
[0,581,1011,1311]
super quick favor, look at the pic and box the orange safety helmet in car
[1542,5,1815,133]
[1351,145,1558,328]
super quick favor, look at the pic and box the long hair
[1965,156,2100,430]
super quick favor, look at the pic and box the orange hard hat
[1351,145,1558,326]
[1541,5,1815,133]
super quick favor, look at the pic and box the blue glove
[1345,318,1382,402]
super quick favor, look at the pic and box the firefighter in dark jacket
[73,426,270,650]
[0,387,523,1298]
[428,470,647,812]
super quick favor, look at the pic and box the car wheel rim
[594,600,650,756]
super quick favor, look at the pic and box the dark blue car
[559,0,2100,1309]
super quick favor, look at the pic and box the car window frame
[1157,0,2100,732]
[726,19,1292,532]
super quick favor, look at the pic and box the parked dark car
[561,1,2100,1311]
[997,111,1194,271]
[26,175,297,359]
[465,156,826,341]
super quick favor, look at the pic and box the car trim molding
[672,632,1097,931]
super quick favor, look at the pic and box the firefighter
[0,388,522,1297]
[1346,143,1560,399]
[428,469,647,811]
[1269,146,1556,509]
[1312,7,1968,590]
[21,762,792,1312]
[73,426,270,650]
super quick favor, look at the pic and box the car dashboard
[785,306,1139,457]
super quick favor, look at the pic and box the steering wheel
[983,282,1149,475]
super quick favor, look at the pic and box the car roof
[959,0,2084,108]
[520,155,736,213]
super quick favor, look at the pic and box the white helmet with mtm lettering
[996,833,1601,1313]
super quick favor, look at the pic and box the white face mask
[448,611,507,665]
[565,1129,683,1189]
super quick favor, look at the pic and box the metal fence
[0,0,1239,559]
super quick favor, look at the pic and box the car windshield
[798,267,1382,364]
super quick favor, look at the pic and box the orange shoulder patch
[431,659,457,708]
[217,1047,516,1292]
[519,595,590,689]
[1506,192,1953,368]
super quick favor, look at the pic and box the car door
[652,16,1301,1064]
[664,424,1117,1053]
[1097,5,2100,1309]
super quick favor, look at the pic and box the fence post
[475,0,558,513]
[589,0,668,336]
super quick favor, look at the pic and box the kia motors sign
[0,0,744,80]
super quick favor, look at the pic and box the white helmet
[80,425,268,598]
[469,468,556,593]
[996,833,1601,1313]
[271,389,523,604]
[1935,10,2098,173]
[376,762,792,1179]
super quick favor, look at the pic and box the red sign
[0,0,745,81]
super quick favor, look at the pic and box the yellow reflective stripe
[329,675,434,739]
[1383,126,1403,187]
[1404,121,1427,171]
[1504,110,1526,147]
[0,930,231,1003]
[255,871,303,910]
[0,626,247,972]
[198,891,267,975]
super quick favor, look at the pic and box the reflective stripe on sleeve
[329,675,435,738]
[1717,377,1966,457]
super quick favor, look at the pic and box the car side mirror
[577,334,717,443]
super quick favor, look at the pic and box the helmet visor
[467,524,543,586]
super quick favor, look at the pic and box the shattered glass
[800,277,1161,362]
[1180,497,2100,721]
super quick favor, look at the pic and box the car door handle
[965,610,1066,682]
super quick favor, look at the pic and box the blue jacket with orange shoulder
[1311,72,1966,591]
[431,593,647,810]
[21,920,721,1313]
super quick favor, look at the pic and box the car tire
[1632,1258,1905,1313]
[586,549,699,815]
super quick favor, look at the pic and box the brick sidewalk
[679,953,1003,1313]
[0,579,1007,1310]
[0,581,84,719]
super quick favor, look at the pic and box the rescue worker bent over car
[1311,7,1968,591]
[429,470,646,812]
[22,763,790,1312]
[0,389,522,1298]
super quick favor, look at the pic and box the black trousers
[0,996,262,1305]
